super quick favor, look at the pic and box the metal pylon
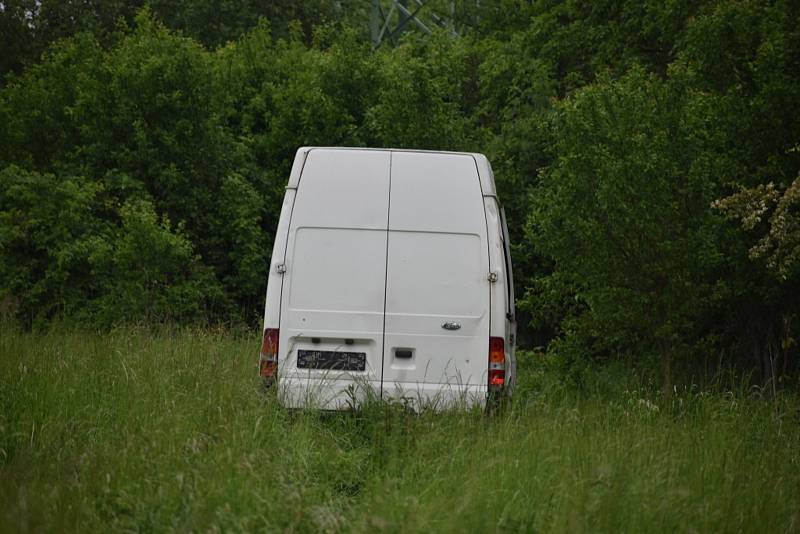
[370,0,457,47]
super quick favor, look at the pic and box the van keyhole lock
[275,263,287,274]
[487,272,498,283]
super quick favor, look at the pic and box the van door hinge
[275,263,287,274]
[487,272,498,283]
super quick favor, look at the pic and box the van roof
[288,147,498,197]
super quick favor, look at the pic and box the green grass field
[1,324,799,533]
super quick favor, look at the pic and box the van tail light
[488,336,505,388]
[259,328,279,378]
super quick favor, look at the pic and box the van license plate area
[297,350,366,371]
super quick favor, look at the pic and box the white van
[259,147,516,410]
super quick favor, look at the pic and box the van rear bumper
[382,381,487,411]
[278,375,487,411]
[278,375,381,410]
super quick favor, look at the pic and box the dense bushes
[1,2,798,388]
[0,166,214,324]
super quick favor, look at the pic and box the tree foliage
[0,2,798,388]
[714,175,800,280]
[527,68,727,394]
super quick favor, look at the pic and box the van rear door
[381,152,490,408]
[278,149,390,409]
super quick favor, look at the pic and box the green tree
[527,69,724,396]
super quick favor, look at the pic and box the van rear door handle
[441,322,461,331]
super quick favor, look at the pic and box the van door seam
[379,151,393,399]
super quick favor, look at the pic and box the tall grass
[1,324,799,532]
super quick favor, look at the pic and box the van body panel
[277,149,390,408]
[472,153,497,198]
[387,152,488,234]
[499,204,517,393]
[263,189,296,329]
[484,196,517,394]
[289,147,497,198]
[286,148,310,190]
[288,228,387,313]
[382,152,490,407]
